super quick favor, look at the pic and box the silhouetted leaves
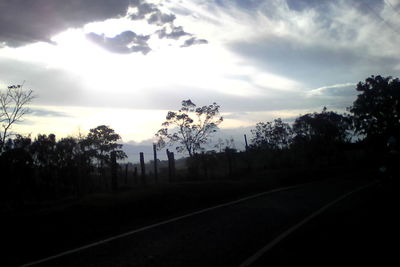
[293,107,352,146]
[349,75,400,145]
[86,125,127,168]
[156,99,223,157]
[251,118,293,150]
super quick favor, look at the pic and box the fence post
[244,134,252,174]
[134,167,138,184]
[125,164,128,185]
[202,152,209,179]
[111,151,118,191]
[244,134,249,151]
[226,149,233,177]
[140,152,146,185]
[153,144,158,183]
[171,151,176,181]
[167,149,175,182]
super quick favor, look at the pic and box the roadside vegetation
[1,75,399,212]
[2,74,399,266]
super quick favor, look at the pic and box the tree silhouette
[86,125,126,170]
[293,108,352,147]
[349,75,400,145]
[0,84,34,152]
[30,134,57,168]
[55,137,80,169]
[156,99,223,157]
[251,118,293,150]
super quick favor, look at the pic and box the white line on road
[21,183,306,266]
[239,180,379,267]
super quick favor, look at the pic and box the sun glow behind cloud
[17,105,168,143]
[2,0,400,144]
[1,16,300,100]
[2,19,291,141]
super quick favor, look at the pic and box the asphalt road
[20,178,382,267]
[248,179,399,266]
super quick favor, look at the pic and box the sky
[1,0,400,158]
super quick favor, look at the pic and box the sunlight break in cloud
[306,83,357,98]
[1,0,400,143]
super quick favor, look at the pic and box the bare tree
[0,84,34,151]
[156,99,223,157]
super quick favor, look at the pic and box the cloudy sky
[1,0,400,151]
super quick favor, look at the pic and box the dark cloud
[30,108,71,118]
[0,0,130,47]
[285,0,328,12]
[218,0,266,11]
[129,0,176,25]
[155,24,207,48]
[229,36,399,88]
[157,26,191,40]
[181,37,208,47]
[0,0,207,52]
[129,2,158,20]
[148,11,176,26]
[86,31,151,54]
[127,1,207,49]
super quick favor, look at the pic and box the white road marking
[21,183,305,266]
[239,180,378,267]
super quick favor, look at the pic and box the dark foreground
[7,173,396,267]
[251,178,399,266]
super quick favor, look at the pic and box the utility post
[166,149,176,182]
[111,151,118,191]
[140,152,146,185]
[153,144,158,183]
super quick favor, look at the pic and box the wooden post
[202,152,208,179]
[134,167,138,184]
[244,134,251,174]
[171,151,176,181]
[153,144,158,183]
[226,149,233,177]
[244,134,249,151]
[140,152,146,184]
[167,149,175,182]
[111,151,117,191]
[125,164,128,185]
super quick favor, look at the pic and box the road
[247,179,399,266]
[22,178,393,266]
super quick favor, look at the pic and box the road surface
[21,178,394,266]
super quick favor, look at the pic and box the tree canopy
[349,75,400,144]
[293,107,352,146]
[251,118,292,150]
[86,125,127,167]
[156,99,223,157]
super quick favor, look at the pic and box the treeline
[0,125,126,210]
[1,75,399,211]
[166,75,400,181]
[177,109,358,182]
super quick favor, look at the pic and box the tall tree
[293,108,352,146]
[86,125,126,169]
[0,84,34,151]
[30,134,57,168]
[349,75,400,144]
[156,99,223,157]
[55,137,80,169]
[251,118,293,150]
